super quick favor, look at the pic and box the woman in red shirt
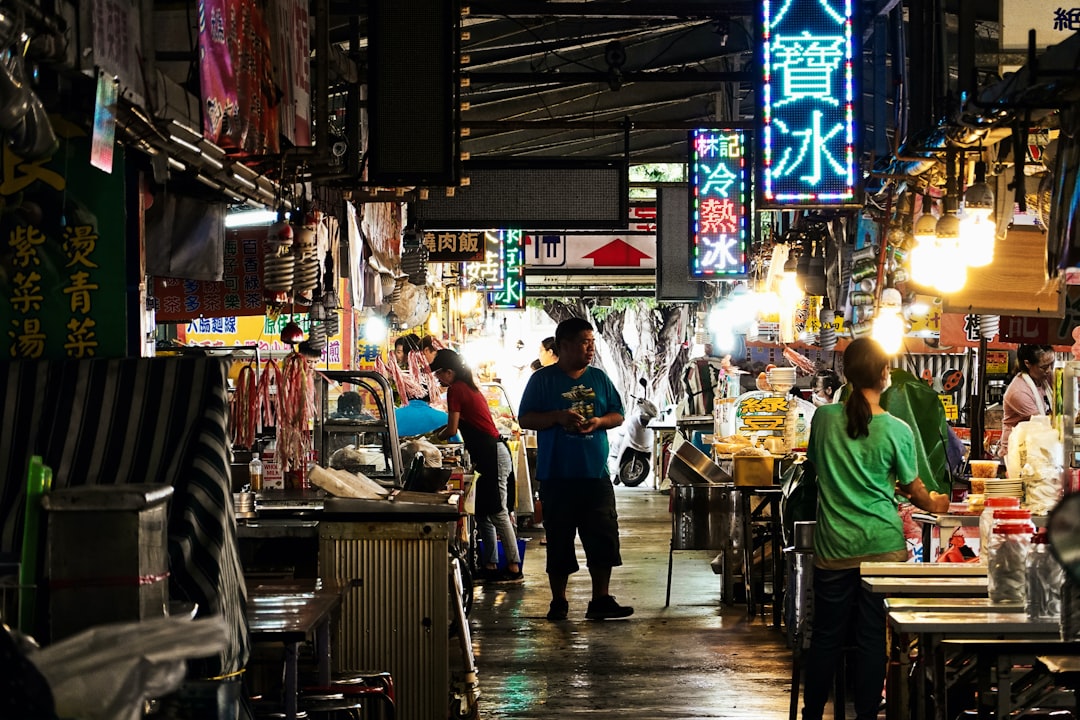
[431,349,522,582]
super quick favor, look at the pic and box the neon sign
[490,230,525,309]
[760,0,858,206]
[689,128,751,278]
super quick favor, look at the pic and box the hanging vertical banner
[0,137,128,359]
[198,0,280,154]
[689,128,751,278]
[491,230,525,309]
[90,70,119,174]
[759,0,859,207]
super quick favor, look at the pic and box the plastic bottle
[248,455,264,492]
[795,412,808,449]
[986,510,1033,605]
[978,498,1021,562]
[1026,530,1064,620]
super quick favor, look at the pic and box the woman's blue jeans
[801,567,887,720]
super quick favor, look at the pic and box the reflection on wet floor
[468,486,797,719]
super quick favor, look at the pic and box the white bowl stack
[767,366,797,395]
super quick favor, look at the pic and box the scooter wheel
[619,454,649,487]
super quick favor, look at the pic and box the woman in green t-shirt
[801,338,948,720]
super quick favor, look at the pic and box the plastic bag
[1008,417,1064,514]
[401,437,443,468]
[29,615,228,720]
[462,473,478,515]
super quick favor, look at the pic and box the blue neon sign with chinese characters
[690,128,751,278]
[490,229,525,309]
[760,0,859,207]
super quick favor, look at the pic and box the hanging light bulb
[979,315,1000,340]
[933,212,967,293]
[962,160,996,268]
[818,302,837,352]
[871,288,905,356]
[910,195,939,287]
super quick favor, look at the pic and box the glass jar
[979,499,1021,563]
[986,511,1033,605]
[1026,530,1064,620]
[248,456,264,492]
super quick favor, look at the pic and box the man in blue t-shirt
[519,317,632,622]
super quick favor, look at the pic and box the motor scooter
[615,378,659,487]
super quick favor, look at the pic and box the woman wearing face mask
[811,369,842,407]
[999,344,1055,459]
[801,338,948,720]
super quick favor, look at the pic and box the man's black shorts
[539,477,622,575]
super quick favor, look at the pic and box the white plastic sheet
[29,615,228,720]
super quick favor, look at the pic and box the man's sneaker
[585,595,634,620]
[546,599,569,621]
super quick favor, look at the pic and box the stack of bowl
[766,366,797,395]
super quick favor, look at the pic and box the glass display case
[316,371,403,487]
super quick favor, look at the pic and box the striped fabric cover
[0,357,249,676]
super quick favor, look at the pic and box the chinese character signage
[422,230,484,261]
[465,231,505,292]
[1,137,128,359]
[735,391,789,434]
[759,0,859,207]
[689,128,751,278]
[153,226,266,322]
[491,230,525,309]
[178,314,345,369]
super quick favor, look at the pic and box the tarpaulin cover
[0,357,249,677]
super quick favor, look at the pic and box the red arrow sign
[582,238,652,267]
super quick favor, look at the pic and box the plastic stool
[303,671,395,720]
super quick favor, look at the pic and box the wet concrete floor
[467,486,802,719]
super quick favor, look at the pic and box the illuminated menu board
[760,0,858,207]
[689,128,750,278]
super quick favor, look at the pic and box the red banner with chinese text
[153,227,266,321]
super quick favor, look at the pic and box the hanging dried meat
[276,352,315,479]
[231,363,258,450]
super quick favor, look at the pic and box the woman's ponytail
[841,337,889,439]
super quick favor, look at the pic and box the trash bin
[42,484,173,642]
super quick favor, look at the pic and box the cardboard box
[732,455,775,486]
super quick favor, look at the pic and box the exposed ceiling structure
[457,1,757,163]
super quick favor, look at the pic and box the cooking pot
[671,483,732,550]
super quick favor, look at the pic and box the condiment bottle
[986,509,1033,605]
[248,455,264,492]
[979,498,1021,562]
[1026,529,1064,620]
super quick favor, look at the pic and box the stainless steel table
[861,561,986,577]
[248,580,345,720]
[886,611,1060,720]
[884,596,1021,613]
[862,575,988,596]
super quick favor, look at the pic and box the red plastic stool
[302,671,395,720]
